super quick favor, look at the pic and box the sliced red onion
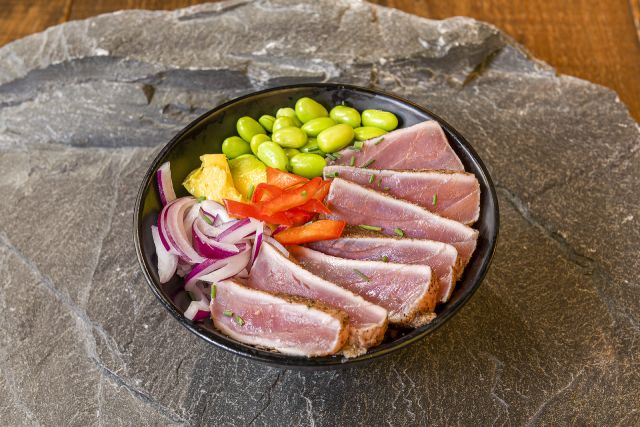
[192,218,241,259]
[156,161,176,206]
[200,200,231,224]
[235,268,249,279]
[151,226,178,283]
[191,309,211,321]
[250,221,264,266]
[162,197,205,264]
[264,236,289,258]
[271,225,288,236]
[217,218,258,244]
[176,261,192,277]
[198,249,251,283]
[183,203,202,244]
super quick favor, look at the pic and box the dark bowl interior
[134,83,499,369]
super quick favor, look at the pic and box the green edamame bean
[290,153,327,179]
[257,141,289,171]
[361,109,398,131]
[329,105,361,128]
[276,107,302,127]
[294,97,328,123]
[354,126,388,141]
[301,117,336,137]
[284,148,300,159]
[250,134,271,155]
[317,124,355,153]
[258,115,276,132]
[222,136,252,159]
[236,116,266,142]
[300,138,322,153]
[272,116,298,133]
[272,127,308,148]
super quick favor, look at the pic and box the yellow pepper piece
[183,154,242,204]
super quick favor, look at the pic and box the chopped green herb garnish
[353,269,370,282]
[353,141,364,150]
[196,196,206,203]
[247,184,255,200]
[432,193,438,206]
[234,315,245,326]
[349,156,355,166]
[373,137,385,145]
[210,284,217,300]
[394,228,405,237]
[325,171,339,178]
[358,224,383,232]
[325,153,337,161]
[382,255,389,263]
[301,190,308,197]
[333,152,342,159]
[223,309,233,317]
[383,186,390,191]
[361,159,376,168]
[203,214,214,225]
[368,174,376,184]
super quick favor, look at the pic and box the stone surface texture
[0,0,638,425]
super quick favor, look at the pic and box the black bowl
[134,83,499,369]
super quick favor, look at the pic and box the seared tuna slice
[332,121,464,171]
[325,178,478,265]
[289,246,438,326]
[211,279,349,357]
[249,242,388,355]
[308,235,461,303]
[323,166,480,225]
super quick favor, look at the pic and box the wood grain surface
[1,0,639,120]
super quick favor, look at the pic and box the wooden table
[2,0,639,120]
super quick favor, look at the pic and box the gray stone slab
[0,0,638,425]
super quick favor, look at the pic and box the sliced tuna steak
[289,246,438,326]
[308,235,461,303]
[325,178,478,265]
[211,279,349,357]
[248,242,388,355]
[331,121,464,171]
[323,166,480,225]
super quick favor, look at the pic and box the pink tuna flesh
[248,242,388,354]
[324,166,480,225]
[289,246,438,326]
[211,279,349,357]
[331,121,464,171]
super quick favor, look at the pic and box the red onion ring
[156,162,176,206]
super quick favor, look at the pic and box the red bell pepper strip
[223,199,294,225]
[273,220,346,245]
[266,167,308,189]
[313,180,332,202]
[297,198,331,214]
[283,208,314,226]
[251,183,284,203]
[261,177,323,215]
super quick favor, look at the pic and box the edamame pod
[301,117,336,137]
[295,97,328,123]
[276,107,302,127]
[250,134,271,155]
[236,116,266,142]
[290,153,327,179]
[329,105,361,128]
[317,124,355,153]
[361,109,398,131]
[257,141,289,171]
[222,136,252,159]
[284,148,300,159]
[272,127,308,148]
[354,126,387,141]
[258,115,276,132]
[272,116,299,133]
[300,138,322,153]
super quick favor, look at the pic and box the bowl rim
[133,82,499,369]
